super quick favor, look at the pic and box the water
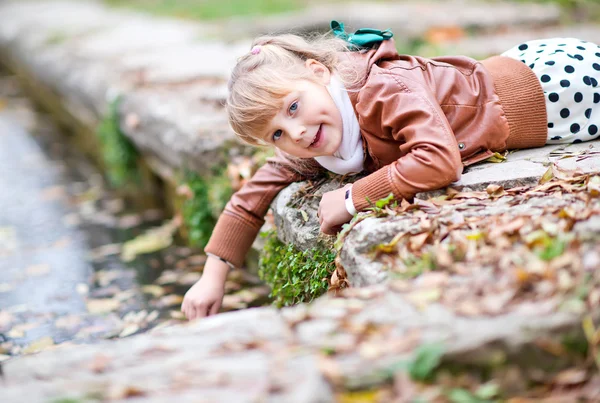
[0,68,270,359]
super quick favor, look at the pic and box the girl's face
[261,61,343,158]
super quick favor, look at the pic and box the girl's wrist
[344,185,357,215]
[204,255,231,282]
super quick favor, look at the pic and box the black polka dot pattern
[501,37,600,144]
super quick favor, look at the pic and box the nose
[287,123,306,143]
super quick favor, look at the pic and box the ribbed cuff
[351,166,394,211]
[481,56,548,150]
[204,212,263,268]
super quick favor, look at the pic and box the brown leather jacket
[205,39,548,267]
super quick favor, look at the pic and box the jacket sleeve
[204,153,312,268]
[351,71,463,211]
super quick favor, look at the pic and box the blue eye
[273,129,282,141]
[289,101,298,113]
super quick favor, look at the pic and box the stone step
[0,1,253,181]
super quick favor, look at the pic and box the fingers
[209,300,220,316]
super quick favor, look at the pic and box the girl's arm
[204,153,316,267]
[182,153,316,319]
[319,72,464,234]
[351,72,463,210]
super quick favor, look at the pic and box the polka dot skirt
[502,38,600,144]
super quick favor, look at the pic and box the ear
[305,59,331,85]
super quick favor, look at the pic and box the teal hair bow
[330,20,393,48]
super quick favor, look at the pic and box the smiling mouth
[310,125,322,148]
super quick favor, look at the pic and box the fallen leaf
[88,353,112,373]
[141,285,165,298]
[540,166,554,184]
[486,184,505,197]
[119,325,139,338]
[107,385,146,399]
[22,336,54,354]
[554,369,588,385]
[121,219,179,262]
[169,310,185,320]
[299,210,309,222]
[485,151,507,163]
[0,283,15,293]
[155,294,183,308]
[86,298,120,314]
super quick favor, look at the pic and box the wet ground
[0,70,270,360]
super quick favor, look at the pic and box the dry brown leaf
[486,184,505,197]
[553,369,588,385]
[409,232,430,251]
[88,353,112,373]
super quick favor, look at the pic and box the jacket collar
[338,39,400,108]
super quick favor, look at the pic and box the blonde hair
[227,33,358,147]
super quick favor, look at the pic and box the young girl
[182,24,600,320]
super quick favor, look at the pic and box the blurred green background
[104,0,600,21]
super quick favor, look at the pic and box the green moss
[181,167,232,248]
[258,231,336,307]
[96,97,140,187]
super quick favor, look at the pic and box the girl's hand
[181,256,230,320]
[318,184,353,235]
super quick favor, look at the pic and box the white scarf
[314,76,364,175]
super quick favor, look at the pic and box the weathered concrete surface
[0,1,251,179]
[3,282,599,401]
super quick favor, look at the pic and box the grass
[103,0,302,20]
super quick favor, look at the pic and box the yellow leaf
[466,231,484,241]
[373,232,404,254]
[22,336,54,354]
[86,298,120,314]
[540,166,554,184]
[485,152,507,163]
[583,316,596,344]
[299,210,309,222]
[121,219,179,262]
[337,390,381,403]
[141,285,165,298]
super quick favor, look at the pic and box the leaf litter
[327,164,600,401]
